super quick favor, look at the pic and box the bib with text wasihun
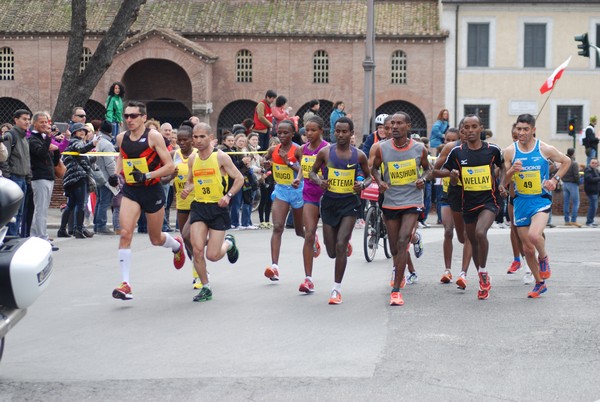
[387,159,418,185]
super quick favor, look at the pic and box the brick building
[0,0,448,139]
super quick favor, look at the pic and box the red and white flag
[539,56,571,94]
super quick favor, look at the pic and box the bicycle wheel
[252,190,261,212]
[363,205,379,262]
[381,217,392,259]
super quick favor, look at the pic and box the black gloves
[130,169,146,184]
[108,174,119,187]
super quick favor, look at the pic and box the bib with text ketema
[328,168,355,194]
[461,165,492,191]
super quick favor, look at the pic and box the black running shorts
[123,183,165,214]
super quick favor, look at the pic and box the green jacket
[105,95,123,123]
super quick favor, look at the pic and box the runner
[263,120,304,281]
[502,114,571,298]
[442,114,504,300]
[297,116,328,294]
[162,123,200,288]
[433,121,473,288]
[310,117,371,305]
[505,123,533,284]
[181,123,243,302]
[112,101,185,300]
[371,112,430,306]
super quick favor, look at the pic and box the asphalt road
[1,223,599,401]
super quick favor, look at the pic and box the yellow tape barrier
[61,150,268,156]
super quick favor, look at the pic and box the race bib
[514,170,542,195]
[328,168,355,194]
[301,155,316,179]
[273,163,294,185]
[461,165,492,191]
[193,168,222,202]
[387,159,418,185]
[122,157,149,184]
[442,177,450,193]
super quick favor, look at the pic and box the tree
[53,0,147,122]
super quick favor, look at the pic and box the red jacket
[253,100,273,132]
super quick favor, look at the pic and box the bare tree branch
[53,0,146,122]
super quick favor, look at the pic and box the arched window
[0,47,15,81]
[236,49,253,83]
[391,50,407,84]
[80,47,92,73]
[313,50,329,84]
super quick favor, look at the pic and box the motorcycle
[0,177,53,362]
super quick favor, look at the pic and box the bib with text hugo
[272,163,294,185]
[514,170,542,195]
[461,165,492,191]
[193,153,225,203]
[328,168,355,194]
[122,158,149,184]
[387,159,418,185]
[301,155,316,179]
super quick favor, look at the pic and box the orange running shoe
[264,266,280,281]
[347,242,353,257]
[328,289,342,305]
[390,291,404,306]
[313,233,321,258]
[173,236,186,270]
[299,278,315,294]
[527,281,547,298]
[538,255,551,280]
[507,260,521,274]
[478,272,491,300]
[440,270,453,283]
[456,275,467,290]
[112,282,133,300]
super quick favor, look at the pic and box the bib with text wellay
[387,159,418,185]
[301,155,316,179]
[123,157,149,184]
[461,165,491,191]
[514,170,542,195]
[273,163,294,185]
[328,168,355,194]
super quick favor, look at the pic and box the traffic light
[568,118,576,137]
[575,33,590,58]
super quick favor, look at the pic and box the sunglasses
[75,114,86,118]
[123,113,142,120]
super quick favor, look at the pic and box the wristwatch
[288,161,294,167]
[226,192,234,198]
[145,172,152,180]
[553,175,561,182]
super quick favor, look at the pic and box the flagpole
[536,86,555,120]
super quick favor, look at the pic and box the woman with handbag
[57,123,99,238]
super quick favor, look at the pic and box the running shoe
[390,291,404,306]
[507,260,521,274]
[478,272,491,300]
[112,282,133,300]
[193,277,203,289]
[413,232,424,258]
[193,287,213,302]
[347,242,353,257]
[527,282,547,298]
[440,270,453,284]
[456,275,467,290]
[299,278,315,294]
[224,234,239,264]
[173,236,186,269]
[538,255,551,280]
[523,270,534,285]
[328,289,342,305]
[264,266,280,281]
[313,233,321,258]
[354,219,365,229]
[407,272,418,284]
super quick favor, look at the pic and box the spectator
[28,111,60,246]
[429,108,449,149]
[329,101,349,144]
[271,95,299,133]
[562,148,582,227]
[583,115,598,166]
[584,158,600,227]
[253,89,277,151]
[361,114,389,158]
[4,109,32,236]
[93,120,117,234]
[302,99,320,126]
[105,82,125,138]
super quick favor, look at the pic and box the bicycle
[361,183,392,262]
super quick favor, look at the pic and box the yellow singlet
[193,151,226,203]
[174,149,195,210]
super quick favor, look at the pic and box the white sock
[203,282,211,289]
[272,263,279,269]
[118,249,132,284]
[306,276,313,282]
[479,267,487,273]
[333,282,342,292]
[225,238,233,251]
[162,233,181,252]
[460,271,466,278]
